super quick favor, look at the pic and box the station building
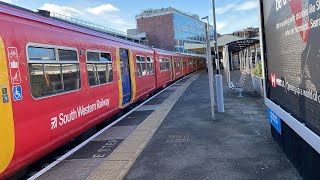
[130,7,214,54]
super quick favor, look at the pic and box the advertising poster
[262,0,320,136]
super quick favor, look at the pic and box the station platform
[37,71,301,180]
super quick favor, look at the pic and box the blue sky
[1,0,259,34]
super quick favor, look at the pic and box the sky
[0,0,259,35]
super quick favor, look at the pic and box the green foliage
[252,62,262,77]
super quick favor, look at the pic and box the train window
[28,46,81,98]
[182,59,186,67]
[87,52,100,61]
[136,56,142,76]
[174,58,181,69]
[58,49,78,61]
[28,47,56,61]
[146,57,154,74]
[136,56,147,76]
[165,58,170,70]
[159,58,165,71]
[86,51,113,86]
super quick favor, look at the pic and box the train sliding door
[119,48,131,105]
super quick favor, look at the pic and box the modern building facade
[135,7,213,54]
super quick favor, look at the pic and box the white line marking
[28,74,193,180]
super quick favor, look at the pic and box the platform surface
[38,71,301,180]
[124,71,301,180]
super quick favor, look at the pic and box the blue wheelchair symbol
[12,85,22,101]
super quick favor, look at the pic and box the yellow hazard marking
[128,50,136,102]
[0,37,15,175]
[116,48,123,108]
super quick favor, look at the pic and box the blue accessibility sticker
[268,108,281,135]
[12,85,22,101]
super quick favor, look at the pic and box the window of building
[146,57,155,74]
[136,56,147,76]
[86,51,113,87]
[28,45,81,98]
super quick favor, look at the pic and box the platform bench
[229,72,247,97]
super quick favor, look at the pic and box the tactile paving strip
[86,72,200,180]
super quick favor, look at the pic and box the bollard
[215,74,224,112]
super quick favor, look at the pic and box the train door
[171,56,174,80]
[119,49,131,105]
[181,58,184,75]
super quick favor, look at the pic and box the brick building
[133,7,213,54]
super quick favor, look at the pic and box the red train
[0,3,205,179]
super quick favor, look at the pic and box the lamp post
[202,16,215,120]
[212,0,224,113]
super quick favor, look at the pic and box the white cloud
[237,1,258,11]
[87,4,119,15]
[0,0,13,3]
[216,22,227,32]
[217,15,258,34]
[39,3,84,17]
[37,3,132,33]
[216,0,257,14]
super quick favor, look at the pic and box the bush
[252,62,262,77]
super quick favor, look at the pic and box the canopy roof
[226,36,259,52]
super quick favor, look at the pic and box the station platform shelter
[36,71,301,180]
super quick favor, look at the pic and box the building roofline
[136,7,201,22]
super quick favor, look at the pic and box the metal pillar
[212,0,224,113]
[203,20,216,120]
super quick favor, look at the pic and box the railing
[50,12,142,42]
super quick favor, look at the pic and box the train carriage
[153,48,174,88]
[0,2,205,179]
[0,4,154,177]
[130,48,156,104]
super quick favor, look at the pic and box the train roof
[0,2,151,51]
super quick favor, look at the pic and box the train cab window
[28,45,81,98]
[146,57,154,74]
[86,51,113,86]
[174,58,181,69]
[136,56,147,76]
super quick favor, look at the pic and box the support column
[249,46,253,73]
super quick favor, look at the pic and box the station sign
[268,108,281,135]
